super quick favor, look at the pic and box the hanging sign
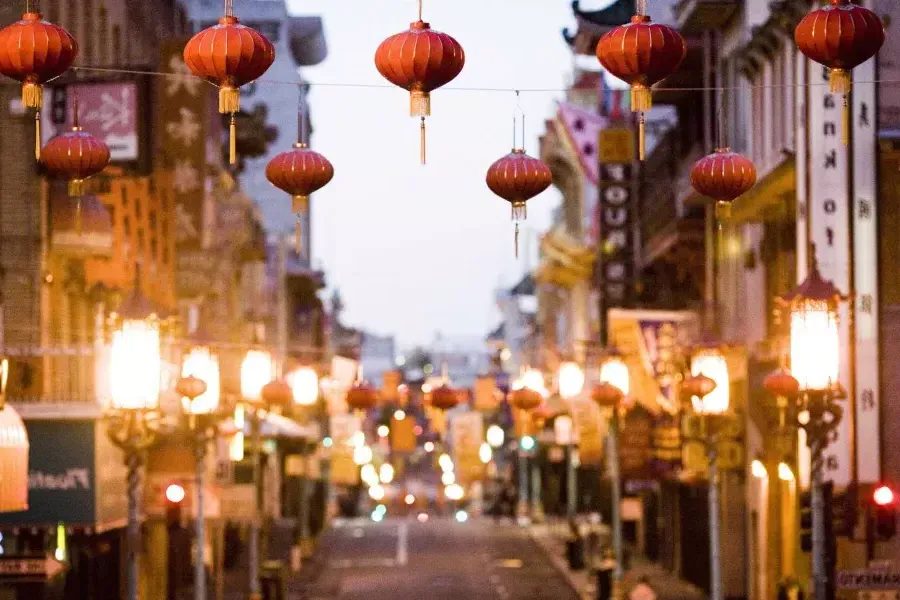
[450,411,485,483]
[474,376,500,411]
[852,53,880,484]
[808,61,853,488]
[597,159,635,316]
[570,396,606,466]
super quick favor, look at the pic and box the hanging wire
[512,91,526,151]
[417,0,424,21]
[716,87,727,150]
[298,84,309,145]
[224,0,234,18]
[638,0,647,16]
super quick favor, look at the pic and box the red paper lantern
[430,384,459,411]
[486,150,552,257]
[375,2,465,164]
[509,387,543,412]
[261,379,293,408]
[346,382,379,412]
[41,114,110,201]
[596,11,686,160]
[763,369,800,399]
[591,382,624,409]
[681,374,717,401]
[184,9,275,165]
[266,143,334,252]
[176,375,208,402]
[690,149,757,219]
[0,9,78,159]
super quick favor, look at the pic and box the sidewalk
[530,520,707,600]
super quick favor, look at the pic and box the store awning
[0,404,28,513]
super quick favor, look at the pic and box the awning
[729,156,795,223]
[0,404,28,513]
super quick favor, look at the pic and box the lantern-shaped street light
[288,367,320,408]
[557,361,584,400]
[510,368,547,524]
[768,257,846,600]
[105,281,162,600]
[0,357,28,514]
[691,349,730,416]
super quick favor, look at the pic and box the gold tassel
[410,90,431,117]
[68,179,84,197]
[22,81,42,110]
[631,86,652,112]
[830,69,851,96]
[292,195,309,214]
[638,113,646,161]
[515,223,520,259]
[35,112,41,161]
[842,95,850,147]
[229,114,237,166]
[296,216,302,257]
[218,86,240,115]
[75,198,82,236]
[715,201,732,221]
[420,117,426,165]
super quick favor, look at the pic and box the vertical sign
[852,50,880,483]
[597,127,636,343]
[808,62,853,488]
[450,411,485,483]
[159,39,208,251]
[796,51,809,281]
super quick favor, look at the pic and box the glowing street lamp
[288,366,319,407]
[486,425,505,449]
[181,346,221,416]
[691,349,730,416]
[557,362,584,400]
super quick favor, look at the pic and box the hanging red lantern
[346,382,379,412]
[690,149,757,219]
[763,369,800,399]
[681,374,717,401]
[430,384,459,411]
[596,7,686,160]
[266,144,333,253]
[375,0,465,164]
[184,1,275,166]
[795,0,884,144]
[41,108,110,232]
[261,379,294,408]
[509,387,543,412]
[486,150,552,257]
[0,8,78,160]
[590,382,624,409]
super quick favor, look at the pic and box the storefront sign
[597,158,635,311]
[570,396,606,466]
[390,415,417,454]
[619,406,654,479]
[808,61,852,488]
[450,411,485,483]
[852,50,880,484]
[474,376,500,411]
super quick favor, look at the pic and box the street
[302,518,581,600]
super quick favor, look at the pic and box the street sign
[0,556,66,581]
[837,569,900,590]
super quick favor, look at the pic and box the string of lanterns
[0,0,889,257]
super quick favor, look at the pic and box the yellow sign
[474,376,500,411]
[598,128,635,164]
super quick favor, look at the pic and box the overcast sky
[285,0,613,348]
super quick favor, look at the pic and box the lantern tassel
[292,195,309,214]
[515,223,520,259]
[75,198,82,236]
[34,112,41,161]
[420,117,426,165]
[842,95,850,147]
[68,179,84,198]
[715,201,732,221]
[410,90,431,118]
[638,113,646,161]
[229,114,237,166]
[296,215,303,257]
[22,80,42,110]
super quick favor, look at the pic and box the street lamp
[486,424,505,449]
[240,349,275,600]
[286,366,319,560]
[765,259,845,600]
[596,355,630,585]
[178,342,223,600]
[557,361,584,400]
[288,366,319,407]
[105,283,161,600]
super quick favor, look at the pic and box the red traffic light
[165,484,186,503]
[874,485,895,507]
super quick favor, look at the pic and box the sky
[285,0,612,348]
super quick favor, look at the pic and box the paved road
[300,517,581,600]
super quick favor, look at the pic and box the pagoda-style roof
[564,0,637,55]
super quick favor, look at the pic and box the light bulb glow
[790,301,840,392]
[445,483,464,501]
[558,362,585,400]
[353,445,373,466]
[520,436,535,451]
[181,346,220,414]
[751,460,768,479]
[479,443,493,464]
[599,358,630,397]
[486,425,505,448]
[368,484,386,501]
[166,484,185,503]
[874,485,895,506]
[379,463,395,484]
[691,350,730,415]
[361,464,378,486]
[240,350,274,402]
[516,368,548,397]
[378,425,390,438]
[394,410,406,421]
[110,319,161,410]
[455,510,468,523]
[778,462,795,482]
[438,454,454,473]
[405,494,416,505]
[288,367,319,406]
[424,441,435,453]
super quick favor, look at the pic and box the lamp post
[240,349,275,600]
[765,262,845,600]
[558,360,585,522]
[287,366,319,564]
[596,356,629,585]
[178,341,223,600]
[684,347,730,600]
[510,369,545,523]
[105,284,161,600]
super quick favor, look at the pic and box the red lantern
[346,382,379,412]
[176,375,208,402]
[0,9,78,159]
[375,1,465,164]
[261,379,294,408]
[430,384,459,411]
[681,374,717,401]
[486,150,552,257]
[763,369,800,400]
[266,143,334,253]
[41,109,110,215]
[690,149,757,219]
[509,387,543,412]
[590,382,624,409]
[184,6,275,165]
[596,10,686,160]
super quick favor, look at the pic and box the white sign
[837,570,900,590]
[852,49,881,484]
[808,60,853,488]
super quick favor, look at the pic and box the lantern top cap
[779,263,844,304]
[715,147,732,153]
[217,15,240,26]
[410,20,431,31]
[117,281,157,322]
[22,12,42,21]
[631,14,651,23]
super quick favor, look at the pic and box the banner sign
[597,156,635,319]
[450,411,485,483]
[474,376,500,411]
[570,396,606,466]
[852,51,880,484]
[619,406,654,479]
[808,61,853,488]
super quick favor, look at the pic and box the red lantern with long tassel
[266,144,333,253]
[690,149,757,219]
[795,0,884,145]
[486,149,552,257]
[0,8,78,160]
[430,384,459,411]
[375,0,465,164]
[596,9,686,160]
[41,109,110,233]
[346,382,380,412]
[184,1,274,166]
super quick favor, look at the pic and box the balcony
[675,0,742,35]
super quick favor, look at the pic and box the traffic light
[800,490,812,552]
[165,483,184,529]
[872,485,897,541]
